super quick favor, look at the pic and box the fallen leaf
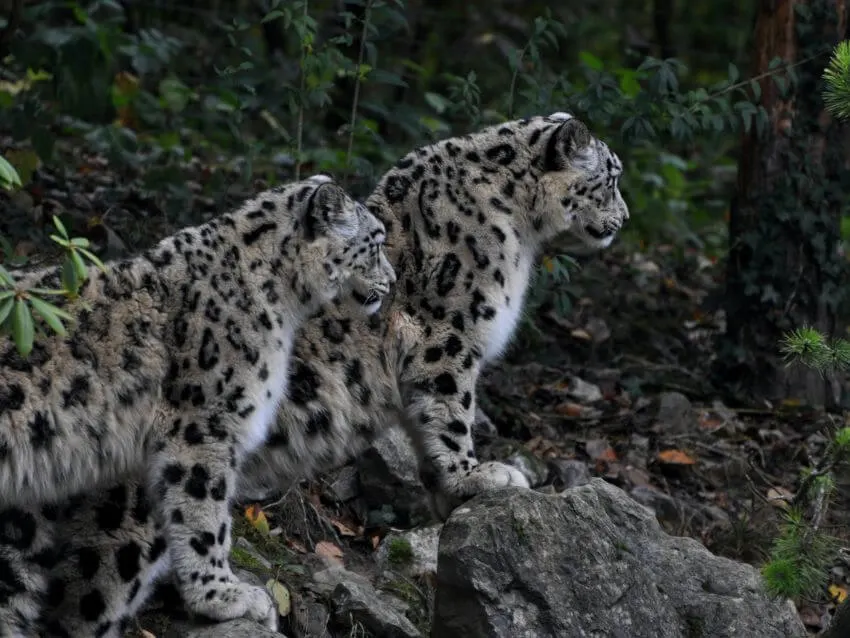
[315,540,344,565]
[369,533,382,550]
[138,630,157,638]
[828,583,848,604]
[330,518,359,538]
[766,486,793,509]
[13,241,37,258]
[698,412,724,430]
[656,449,696,465]
[555,402,584,417]
[266,579,291,616]
[244,504,270,536]
[570,328,592,341]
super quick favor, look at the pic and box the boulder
[433,479,805,638]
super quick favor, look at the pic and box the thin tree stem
[295,0,310,181]
[345,0,373,185]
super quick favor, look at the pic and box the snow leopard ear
[543,118,594,173]
[304,181,358,241]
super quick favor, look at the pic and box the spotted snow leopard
[0,174,395,636]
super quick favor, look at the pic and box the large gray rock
[159,618,283,638]
[357,428,431,526]
[433,479,806,638]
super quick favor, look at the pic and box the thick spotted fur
[40,112,628,634]
[0,175,395,637]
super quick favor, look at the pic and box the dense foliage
[0,0,807,348]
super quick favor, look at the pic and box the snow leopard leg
[0,505,57,637]
[40,483,168,638]
[149,424,277,630]
[397,337,529,521]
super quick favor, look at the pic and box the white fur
[482,252,533,364]
[244,329,294,454]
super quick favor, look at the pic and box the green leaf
[424,92,450,114]
[77,248,107,272]
[0,154,22,190]
[159,76,191,113]
[27,287,68,296]
[62,259,79,294]
[0,265,15,287]
[0,296,14,327]
[29,295,68,336]
[728,62,739,83]
[618,71,641,98]
[70,237,91,248]
[12,297,33,356]
[579,51,604,71]
[71,249,88,280]
[52,215,70,240]
[261,9,285,22]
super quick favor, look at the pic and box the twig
[693,47,831,108]
[294,0,310,181]
[344,0,373,185]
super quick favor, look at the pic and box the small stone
[375,525,442,578]
[331,579,421,638]
[322,464,360,503]
[656,391,693,433]
[566,376,603,403]
[629,485,685,528]
[585,438,613,461]
[289,593,332,638]
[549,459,591,489]
[357,428,430,526]
[311,565,374,598]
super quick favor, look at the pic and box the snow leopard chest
[481,252,533,364]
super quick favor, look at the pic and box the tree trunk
[717,0,850,407]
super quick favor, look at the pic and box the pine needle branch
[823,40,850,120]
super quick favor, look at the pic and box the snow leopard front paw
[428,460,531,521]
[184,579,278,630]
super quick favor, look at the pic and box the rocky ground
[2,144,849,637]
